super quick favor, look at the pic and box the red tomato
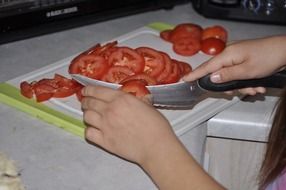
[20,81,34,99]
[75,85,84,102]
[136,47,165,78]
[120,80,150,98]
[156,52,172,84]
[201,38,226,55]
[173,59,192,76]
[69,55,109,80]
[108,47,145,74]
[161,60,181,84]
[169,23,203,42]
[160,30,172,42]
[33,82,56,102]
[202,25,228,42]
[173,37,201,56]
[101,66,134,83]
[120,73,157,86]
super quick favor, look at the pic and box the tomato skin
[160,30,172,42]
[108,47,145,74]
[120,80,150,98]
[173,37,201,56]
[101,66,134,84]
[169,23,203,42]
[174,59,192,76]
[120,73,157,86]
[201,38,226,55]
[69,55,109,80]
[161,60,181,84]
[156,52,172,84]
[20,81,34,99]
[202,25,228,42]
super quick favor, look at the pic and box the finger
[209,62,250,83]
[82,85,123,102]
[255,87,266,94]
[183,51,234,82]
[238,87,257,95]
[85,126,104,146]
[83,110,102,128]
[81,97,107,112]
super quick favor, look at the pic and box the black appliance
[0,0,187,44]
[192,0,286,25]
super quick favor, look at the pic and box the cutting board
[0,22,240,138]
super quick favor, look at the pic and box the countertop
[1,3,286,190]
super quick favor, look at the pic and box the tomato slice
[69,55,109,80]
[173,59,192,77]
[156,52,172,84]
[101,66,134,83]
[120,73,157,86]
[108,47,145,74]
[169,23,203,42]
[20,81,34,99]
[161,60,181,84]
[201,38,226,55]
[33,82,56,102]
[160,30,172,42]
[202,25,228,42]
[136,47,165,78]
[173,37,201,56]
[120,80,151,98]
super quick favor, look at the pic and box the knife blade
[71,70,286,107]
[71,74,206,107]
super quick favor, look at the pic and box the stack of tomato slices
[68,41,193,98]
[20,74,84,102]
[160,23,228,56]
[20,41,193,102]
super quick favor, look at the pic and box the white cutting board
[1,23,240,137]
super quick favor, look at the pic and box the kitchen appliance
[192,0,286,25]
[0,0,187,44]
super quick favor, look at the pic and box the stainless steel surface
[71,74,205,107]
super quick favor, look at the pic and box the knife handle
[198,70,286,92]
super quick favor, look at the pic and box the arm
[82,86,224,190]
[184,35,286,94]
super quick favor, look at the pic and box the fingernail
[210,74,221,83]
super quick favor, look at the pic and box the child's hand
[183,36,286,95]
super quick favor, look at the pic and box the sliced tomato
[156,52,172,84]
[75,84,84,102]
[33,82,56,102]
[120,80,151,98]
[169,23,203,42]
[136,47,165,78]
[201,38,226,55]
[69,55,109,80]
[20,81,34,99]
[101,66,134,83]
[108,47,145,74]
[160,30,172,42]
[120,73,157,86]
[161,60,181,84]
[173,59,192,76]
[202,25,228,42]
[173,37,201,56]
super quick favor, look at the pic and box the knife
[71,70,286,107]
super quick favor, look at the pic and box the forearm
[141,137,225,190]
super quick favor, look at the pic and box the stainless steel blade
[71,74,205,107]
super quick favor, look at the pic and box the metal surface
[71,74,205,107]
